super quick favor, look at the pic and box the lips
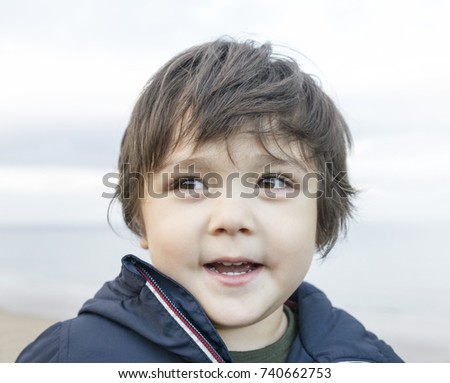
[204,261,261,276]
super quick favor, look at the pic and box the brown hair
[112,38,356,257]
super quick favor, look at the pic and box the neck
[215,306,288,351]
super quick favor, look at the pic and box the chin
[211,316,259,330]
[205,304,271,329]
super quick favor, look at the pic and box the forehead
[159,133,313,172]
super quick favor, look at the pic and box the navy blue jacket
[17,255,403,363]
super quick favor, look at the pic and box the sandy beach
[0,310,57,363]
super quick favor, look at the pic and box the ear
[140,237,149,249]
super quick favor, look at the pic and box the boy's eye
[257,174,293,190]
[173,177,205,190]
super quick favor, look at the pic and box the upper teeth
[220,262,243,266]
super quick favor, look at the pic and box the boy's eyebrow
[256,154,310,173]
[160,154,309,173]
[160,157,213,173]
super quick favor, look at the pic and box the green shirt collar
[229,306,298,363]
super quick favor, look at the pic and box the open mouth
[204,261,262,276]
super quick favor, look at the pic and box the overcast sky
[0,0,449,226]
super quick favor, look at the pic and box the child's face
[140,133,317,345]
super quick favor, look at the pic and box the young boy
[17,38,402,363]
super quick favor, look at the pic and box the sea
[1,221,449,362]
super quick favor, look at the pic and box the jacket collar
[287,282,401,362]
[81,254,401,363]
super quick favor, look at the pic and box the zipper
[135,264,225,363]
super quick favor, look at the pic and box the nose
[207,187,256,236]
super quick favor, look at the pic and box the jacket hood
[79,255,231,362]
[17,254,402,362]
[78,255,402,363]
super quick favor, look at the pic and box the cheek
[274,231,315,294]
[280,232,315,277]
[265,199,317,272]
[142,201,203,269]
[273,196,317,241]
[146,223,187,267]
